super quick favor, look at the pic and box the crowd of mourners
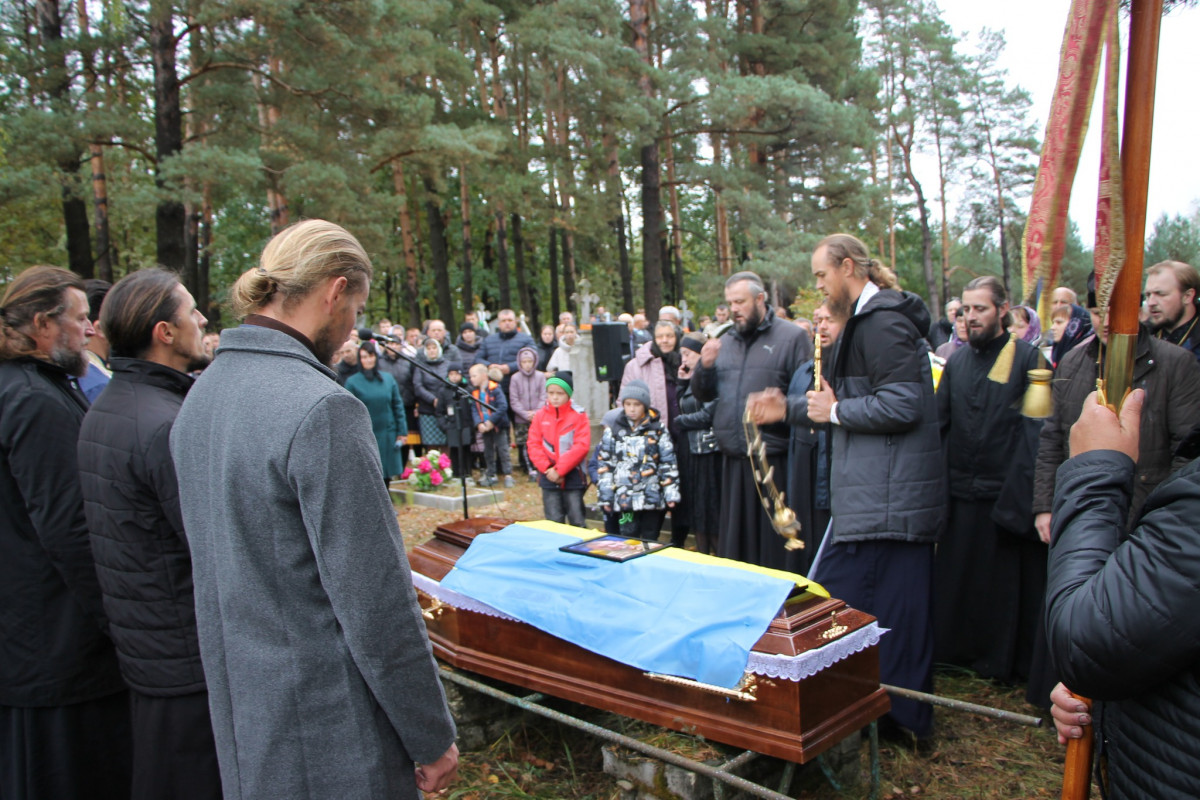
[3,218,1200,800]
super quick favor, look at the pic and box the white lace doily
[412,571,887,684]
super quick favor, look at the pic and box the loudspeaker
[591,322,628,383]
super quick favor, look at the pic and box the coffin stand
[410,517,890,764]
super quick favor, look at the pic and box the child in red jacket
[527,371,591,527]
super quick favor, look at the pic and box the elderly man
[170,220,458,800]
[77,269,221,800]
[1145,260,1200,364]
[691,271,810,570]
[0,266,131,798]
[928,296,961,351]
[1051,286,1078,311]
[475,308,535,395]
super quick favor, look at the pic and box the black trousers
[542,488,586,528]
[618,509,667,541]
[130,690,222,800]
[0,690,132,800]
[814,539,936,739]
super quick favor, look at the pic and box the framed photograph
[559,535,670,562]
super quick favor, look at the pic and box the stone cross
[571,278,600,324]
[677,298,690,329]
[475,304,490,333]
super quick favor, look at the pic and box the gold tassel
[987,333,1017,384]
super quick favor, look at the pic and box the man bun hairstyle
[102,268,185,359]
[230,219,372,320]
[817,233,898,290]
[0,265,86,361]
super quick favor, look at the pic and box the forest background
[3,0,1199,333]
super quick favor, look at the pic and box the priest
[934,276,1046,686]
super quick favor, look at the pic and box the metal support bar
[438,666,797,800]
[881,684,1043,727]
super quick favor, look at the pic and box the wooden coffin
[410,517,890,764]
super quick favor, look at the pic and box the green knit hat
[546,372,574,397]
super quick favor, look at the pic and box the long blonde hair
[817,233,898,290]
[230,220,372,319]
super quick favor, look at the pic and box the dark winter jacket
[527,401,591,490]
[674,381,718,456]
[596,409,681,512]
[1047,449,1200,800]
[475,328,536,393]
[380,349,416,407]
[790,288,944,544]
[469,380,509,429]
[0,358,124,706]
[692,306,811,458]
[413,352,453,416]
[1033,330,1200,521]
[77,358,207,696]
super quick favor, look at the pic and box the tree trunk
[512,213,532,321]
[392,160,422,326]
[640,142,663,322]
[199,188,213,325]
[900,146,941,314]
[605,136,634,311]
[664,121,685,304]
[481,220,495,310]
[548,227,561,323]
[151,2,185,270]
[423,175,457,331]
[37,0,93,277]
[495,210,511,309]
[459,165,473,313]
[78,0,110,280]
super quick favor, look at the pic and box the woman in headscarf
[619,319,683,429]
[1009,306,1042,344]
[1050,304,1094,369]
[535,324,558,372]
[413,337,451,448]
[345,343,407,481]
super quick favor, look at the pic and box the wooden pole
[1103,0,1163,409]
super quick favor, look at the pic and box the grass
[396,466,1070,799]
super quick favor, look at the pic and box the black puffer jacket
[692,307,811,457]
[798,289,944,543]
[0,358,123,706]
[77,358,207,696]
[1047,450,1200,799]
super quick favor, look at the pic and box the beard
[313,318,346,367]
[968,319,1003,348]
[49,343,88,378]
[1149,305,1184,334]
[733,304,764,335]
[826,283,855,322]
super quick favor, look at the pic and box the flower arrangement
[401,449,454,492]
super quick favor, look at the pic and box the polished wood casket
[410,517,890,764]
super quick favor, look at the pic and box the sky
[929,0,1200,246]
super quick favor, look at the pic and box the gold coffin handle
[416,590,446,622]
[643,672,759,702]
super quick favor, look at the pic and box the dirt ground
[395,472,1072,799]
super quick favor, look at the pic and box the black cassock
[933,332,1049,686]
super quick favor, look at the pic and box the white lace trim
[412,571,886,683]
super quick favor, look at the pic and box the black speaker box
[591,322,628,383]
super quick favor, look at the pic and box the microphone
[357,327,401,343]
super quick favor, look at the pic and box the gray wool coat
[170,324,455,800]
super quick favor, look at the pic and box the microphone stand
[374,338,497,520]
